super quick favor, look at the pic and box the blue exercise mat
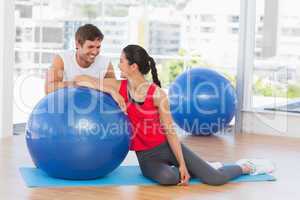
[20,165,276,188]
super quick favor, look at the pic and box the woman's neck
[127,75,148,91]
[127,76,151,102]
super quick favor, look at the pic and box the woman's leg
[136,142,244,186]
[135,143,181,185]
[138,160,180,185]
[179,144,243,186]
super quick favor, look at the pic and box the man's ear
[75,40,80,50]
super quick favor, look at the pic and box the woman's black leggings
[136,142,243,186]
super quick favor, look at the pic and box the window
[14,0,240,126]
[200,26,215,33]
[228,15,239,23]
[231,27,239,34]
[252,0,300,112]
[281,27,300,37]
[200,14,216,22]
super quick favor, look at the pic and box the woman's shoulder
[152,86,168,106]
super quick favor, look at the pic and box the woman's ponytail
[148,57,161,88]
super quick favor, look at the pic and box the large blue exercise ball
[26,87,131,180]
[168,68,237,136]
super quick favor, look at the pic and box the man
[45,24,115,94]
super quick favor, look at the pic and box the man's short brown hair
[75,24,104,46]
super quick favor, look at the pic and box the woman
[74,44,274,186]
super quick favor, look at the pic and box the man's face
[76,39,101,65]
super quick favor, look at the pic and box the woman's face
[119,52,132,78]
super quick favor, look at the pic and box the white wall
[0,0,14,138]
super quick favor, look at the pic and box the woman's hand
[177,165,190,186]
[111,92,127,115]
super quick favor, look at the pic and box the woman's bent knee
[157,171,180,185]
[203,176,228,186]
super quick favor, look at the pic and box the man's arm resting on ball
[69,62,116,91]
[74,75,120,94]
[75,75,126,113]
[45,55,74,94]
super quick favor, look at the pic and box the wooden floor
[1,133,300,200]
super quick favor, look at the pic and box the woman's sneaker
[236,159,275,175]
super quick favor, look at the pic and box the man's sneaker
[236,158,275,175]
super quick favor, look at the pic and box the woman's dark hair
[75,24,104,46]
[122,45,161,87]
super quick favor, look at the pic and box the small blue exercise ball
[26,87,131,180]
[168,68,237,136]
